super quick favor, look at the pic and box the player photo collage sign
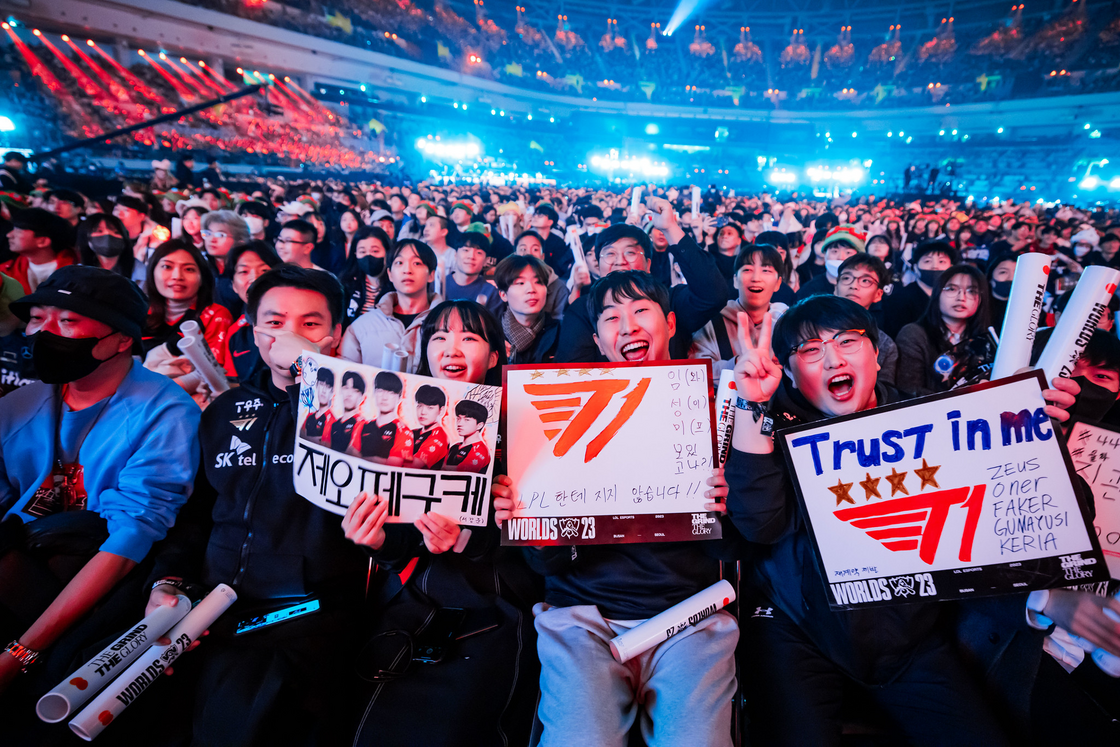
[294,352,500,526]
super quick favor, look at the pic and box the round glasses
[792,330,868,363]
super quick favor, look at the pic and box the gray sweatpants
[535,603,738,747]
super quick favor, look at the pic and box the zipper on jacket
[232,398,280,587]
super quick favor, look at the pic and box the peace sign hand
[733,312,783,403]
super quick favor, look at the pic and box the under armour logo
[752,606,774,618]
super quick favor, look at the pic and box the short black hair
[416,300,506,386]
[772,295,880,368]
[1102,233,1120,245]
[589,270,670,324]
[317,367,335,386]
[717,222,744,241]
[374,370,404,394]
[3,151,27,164]
[734,244,784,274]
[514,230,544,251]
[1080,328,1120,372]
[837,254,890,287]
[237,200,271,221]
[388,239,438,274]
[223,240,282,280]
[455,399,489,424]
[594,224,653,262]
[246,264,345,327]
[494,254,549,292]
[341,371,366,392]
[11,207,76,255]
[756,230,789,252]
[912,240,959,267]
[50,189,85,208]
[414,384,447,408]
[114,195,149,215]
[280,218,317,245]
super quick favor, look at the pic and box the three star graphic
[531,368,618,379]
[885,467,909,496]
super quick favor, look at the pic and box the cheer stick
[179,320,230,394]
[609,580,735,663]
[1037,265,1120,382]
[630,186,642,215]
[989,253,1051,381]
[380,342,401,371]
[37,597,191,723]
[69,585,237,741]
[691,185,701,220]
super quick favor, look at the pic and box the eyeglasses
[942,284,980,298]
[201,230,229,240]
[600,247,645,265]
[276,238,312,246]
[792,330,868,363]
[837,273,880,290]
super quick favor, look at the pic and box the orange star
[885,468,909,496]
[828,478,855,506]
[598,368,613,376]
[577,368,593,376]
[914,459,940,490]
[859,472,881,500]
[556,369,570,376]
[530,370,545,380]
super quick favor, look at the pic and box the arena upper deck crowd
[0,149,1118,745]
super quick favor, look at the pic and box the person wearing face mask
[797,225,866,301]
[896,265,992,396]
[880,241,959,338]
[1070,227,1101,265]
[76,212,144,286]
[985,252,1017,334]
[0,266,200,701]
[339,226,392,330]
[236,200,272,242]
[1083,232,1120,269]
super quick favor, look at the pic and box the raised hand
[646,197,685,244]
[733,311,782,403]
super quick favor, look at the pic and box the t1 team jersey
[358,419,414,461]
[412,426,450,468]
[301,408,331,440]
[328,413,364,453]
[445,440,490,474]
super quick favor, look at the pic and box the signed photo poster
[293,352,500,526]
[501,360,721,546]
[778,371,1107,610]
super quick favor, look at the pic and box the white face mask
[1074,243,1092,257]
[244,215,264,234]
[825,258,844,278]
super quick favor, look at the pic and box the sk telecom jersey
[445,441,490,474]
[412,426,450,468]
[359,419,414,461]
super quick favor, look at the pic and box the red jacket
[0,250,78,295]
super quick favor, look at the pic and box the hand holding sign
[341,491,389,551]
[733,312,782,403]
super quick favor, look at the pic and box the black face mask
[88,235,127,258]
[1071,375,1119,423]
[358,255,384,277]
[31,331,115,384]
[991,279,1013,299]
[919,268,946,288]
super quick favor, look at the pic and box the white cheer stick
[69,585,237,741]
[179,321,230,393]
[37,597,191,723]
[380,342,400,371]
[630,186,642,215]
[1037,265,1120,382]
[691,186,701,220]
[609,580,735,663]
[989,253,1051,381]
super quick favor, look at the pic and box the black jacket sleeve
[724,447,799,545]
[145,456,217,590]
[668,234,731,335]
[553,295,603,364]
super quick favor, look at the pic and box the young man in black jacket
[142,266,369,745]
[495,271,737,747]
[723,294,1081,746]
[554,197,729,363]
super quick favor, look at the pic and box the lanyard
[54,385,112,469]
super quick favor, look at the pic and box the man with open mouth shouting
[721,294,1081,746]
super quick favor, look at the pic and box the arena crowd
[0,149,1118,745]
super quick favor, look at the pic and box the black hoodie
[725,376,943,684]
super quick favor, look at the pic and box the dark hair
[180,205,208,236]
[494,254,549,292]
[340,225,392,286]
[50,189,85,209]
[416,300,506,386]
[1053,286,1120,314]
[76,213,135,276]
[317,367,335,386]
[222,240,283,280]
[772,295,880,368]
[918,264,991,348]
[425,214,449,232]
[338,208,364,231]
[589,270,671,324]
[1080,328,1120,372]
[1039,224,1058,237]
[341,370,366,392]
[717,222,744,241]
[984,251,1018,284]
[514,230,544,251]
[237,200,271,221]
[3,151,27,164]
[455,230,490,253]
[145,239,215,330]
[246,264,345,327]
[594,224,653,262]
[912,240,959,267]
[387,239,438,275]
[414,384,447,407]
[837,254,890,287]
[280,218,317,245]
[12,207,75,255]
[114,195,148,215]
[455,399,489,423]
[374,370,404,394]
[734,244,784,274]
